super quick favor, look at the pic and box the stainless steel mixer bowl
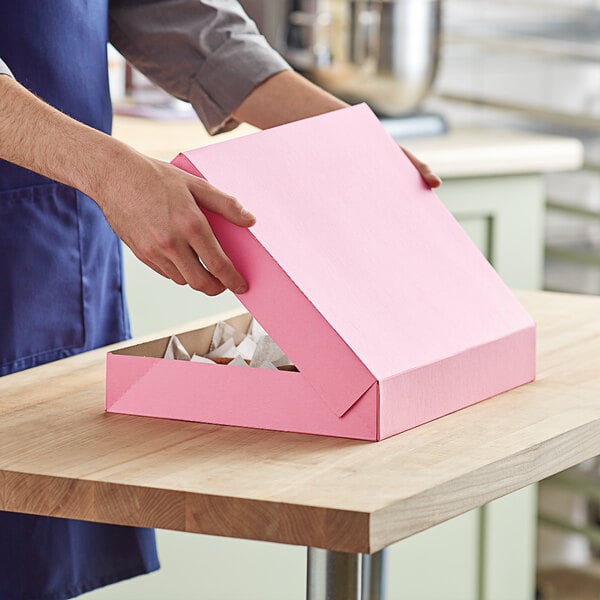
[241,0,442,117]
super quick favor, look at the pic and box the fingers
[189,177,256,227]
[171,244,227,296]
[147,258,183,283]
[186,217,248,294]
[149,245,228,295]
[148,233,229,296]
[130,231,230,294]
[142,217,245,295]
[402,147,442,189]
[185,178,253,293]
[108,158,253,296]
[130,248,187,286]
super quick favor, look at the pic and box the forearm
[233,70,441,187]
[0,74,254,295]
[232,71,347,129]
[0,75,132,200]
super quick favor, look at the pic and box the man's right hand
[95,152,254,295]
[0,75,254,295]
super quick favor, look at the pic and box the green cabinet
[442,174,545,290]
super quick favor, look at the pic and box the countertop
[2,290,600,553]
[113,115,583,178]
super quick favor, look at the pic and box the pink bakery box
[105,104,536,441]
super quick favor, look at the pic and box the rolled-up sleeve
[109,0,291,133]
[0,58,14,78]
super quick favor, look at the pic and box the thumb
[401,147,442,189]
[191,178,256,227]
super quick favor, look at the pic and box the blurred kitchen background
[90,1,600,599]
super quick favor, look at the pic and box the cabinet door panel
[388,510,480,600]
[438,175,545,289]
[455,216,492,258]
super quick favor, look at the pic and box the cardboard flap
[172,154,375,418]
[172,104,533,414]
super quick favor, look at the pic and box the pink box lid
[172,104,534,417]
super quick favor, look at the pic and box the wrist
[73,133,138,204]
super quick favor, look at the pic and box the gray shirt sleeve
[109,0,291,134]
[0,58,14,77]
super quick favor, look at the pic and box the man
[0,1,439,598]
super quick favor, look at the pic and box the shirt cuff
[188,35,291,134]
[0,58,14,78]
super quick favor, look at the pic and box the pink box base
[105,315,535,441]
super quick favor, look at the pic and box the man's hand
[96,153,255,295]
[234,70,442,189]
[0,75,253,295]
[402,147,442,189]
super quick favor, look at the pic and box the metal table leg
[306,548,388,600]
[361,550,387,600]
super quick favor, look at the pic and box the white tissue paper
[164,335,191,361]
[190,354,216,364]
[235,336,257,361]
[210,321,245,352]
[257,361,277,370]
[249,334,290,368]
[228,355,250,368]
[248,318,268,341]
[163,318,295,370]
[207,337,237,359]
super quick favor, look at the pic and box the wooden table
[1,290,600,599]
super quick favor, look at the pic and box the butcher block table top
[1,290,600,554]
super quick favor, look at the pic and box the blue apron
[0,2,159,598]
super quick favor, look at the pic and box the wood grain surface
[1,291,600,553]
